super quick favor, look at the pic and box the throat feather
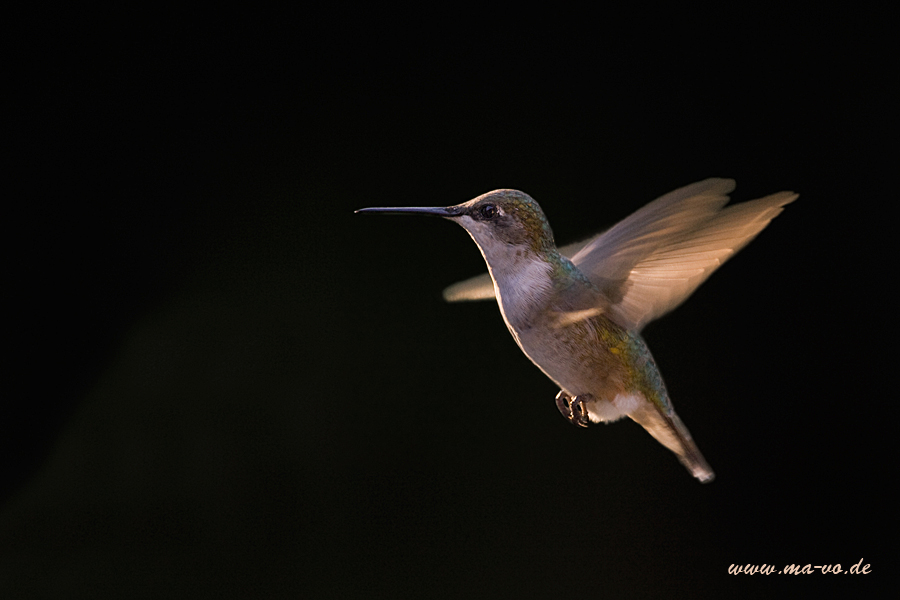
[490,255,555,330]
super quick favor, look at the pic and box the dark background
[4,8,890,598]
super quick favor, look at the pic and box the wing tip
[442,274,496,302]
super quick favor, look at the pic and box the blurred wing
[571,178,797,330]
[442,238,595,302]
[442,272,495,302]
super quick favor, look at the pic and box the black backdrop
[4,8,890,598]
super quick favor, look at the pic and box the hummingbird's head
[450,190,556,256]
[356,190,557,258]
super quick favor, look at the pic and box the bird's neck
[482,245,580,330]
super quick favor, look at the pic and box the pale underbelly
[514,326,644,422]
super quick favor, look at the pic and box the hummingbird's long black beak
[355,206,462,218]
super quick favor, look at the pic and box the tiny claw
[556,391,591,427]
[555,390,573,419]
[570,394,591,427]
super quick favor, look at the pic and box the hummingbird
[357,178,797,483]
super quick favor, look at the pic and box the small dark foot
[555,391,592,427]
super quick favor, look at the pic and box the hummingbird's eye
[480,204,500,220]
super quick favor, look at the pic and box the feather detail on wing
[573,179,797,330]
